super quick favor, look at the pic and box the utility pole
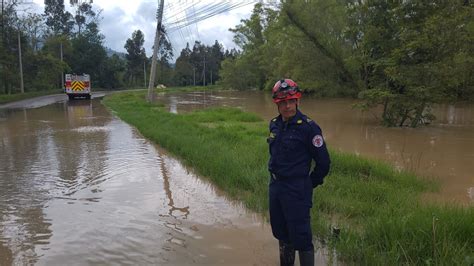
[60,41,64,90]
[1,0,4,42]
[202,54,206,86]
[2,0,6,94]
[18,30,24,93]
[143,60,147,88]
[147,0,164,102]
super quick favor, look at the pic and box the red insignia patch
[312,135,324,148]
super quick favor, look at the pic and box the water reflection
[0,99,113,264]
[0,98,280,265]
[158,152,190,219]
[158,91,474,205]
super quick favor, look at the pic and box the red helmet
[272,79,301,103]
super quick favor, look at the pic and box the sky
[29,0,257,59]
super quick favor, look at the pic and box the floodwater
[163,90,474,205]
[2,98,311,265]
[1,91,472,265]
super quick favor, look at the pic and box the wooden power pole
[18,30,24,93]
[147,0,164,102]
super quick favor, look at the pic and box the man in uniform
[267,79,331,266]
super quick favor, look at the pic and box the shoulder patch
[297,119,303,124]
[312,135,324,148]
[272,118,277,122]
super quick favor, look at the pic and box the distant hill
[105,47,126,58]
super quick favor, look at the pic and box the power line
[166,1,256,33]
[159,1,257,59]
[166,2,235,28]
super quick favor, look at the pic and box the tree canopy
[218,1,474,127]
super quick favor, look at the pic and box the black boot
[279,241,295,266]
[298,249,314,266]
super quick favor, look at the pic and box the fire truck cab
[65,74,91,100]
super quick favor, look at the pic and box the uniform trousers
[269,174,314,251]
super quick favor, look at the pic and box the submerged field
[103,90,473,265]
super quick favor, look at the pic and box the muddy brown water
[163,90,474,205]
[0,96,334,265]
[1,91,472,264]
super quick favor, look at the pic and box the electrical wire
[166,1,256,33]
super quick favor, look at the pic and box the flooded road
[1,90,471,264]
[0,98,290,265]
[163,91,474,205]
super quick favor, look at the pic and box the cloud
[163,2,253,57]
[100,7,130,52]
[30,0,255,59]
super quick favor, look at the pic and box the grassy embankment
[0,90,64,104]
[0,85,223,105]
[103,90,473,265]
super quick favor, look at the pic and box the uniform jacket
[267,110,331,187]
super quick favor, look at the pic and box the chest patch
[312,135,324,148]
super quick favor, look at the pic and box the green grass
[159,84,226,92]
[0,85,225,105]
[0,89,64,104]
[103,90,474,265]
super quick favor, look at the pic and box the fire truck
[65,74,91,100]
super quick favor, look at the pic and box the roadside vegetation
[103,90,474,265]
[3,1,471,127]
[220,2,474,127]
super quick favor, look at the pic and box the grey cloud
[100,1,248,59]
[101,7,131,52]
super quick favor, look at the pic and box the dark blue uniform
[267,110,330,251]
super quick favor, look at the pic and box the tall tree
[228,2,266,89]
[0,0,32,94]
[69,22,106,83]
[282,0,358,92]
[40,34,71,89]
[19,13,44,52]
[352,1,474,127]
[173,42,193,86]
[69,0,95,36]
[173,40,226,87]
[207,40,224,85]
[124,29,146,86]
[99,54,126,89]
[154,31,173,86]
[43,0,73,36]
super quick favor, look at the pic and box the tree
[19,13,44,52]
[282,0,358,93]
[99,54,126,89]
[1,0,18,94]
[69,0,96,36]
[43,0,74,36]
[207,40,224,84]
[352,1,474,127]
[124,29,146,86]
[219,56,259,90]
[154,32,173,86]
[69,22,106,83]
[173,43,193,86]
[0,0,35,94]
[24,51,68,91]
[172,40,226,87]
[40,35,72,88]
[227,3,267,89]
